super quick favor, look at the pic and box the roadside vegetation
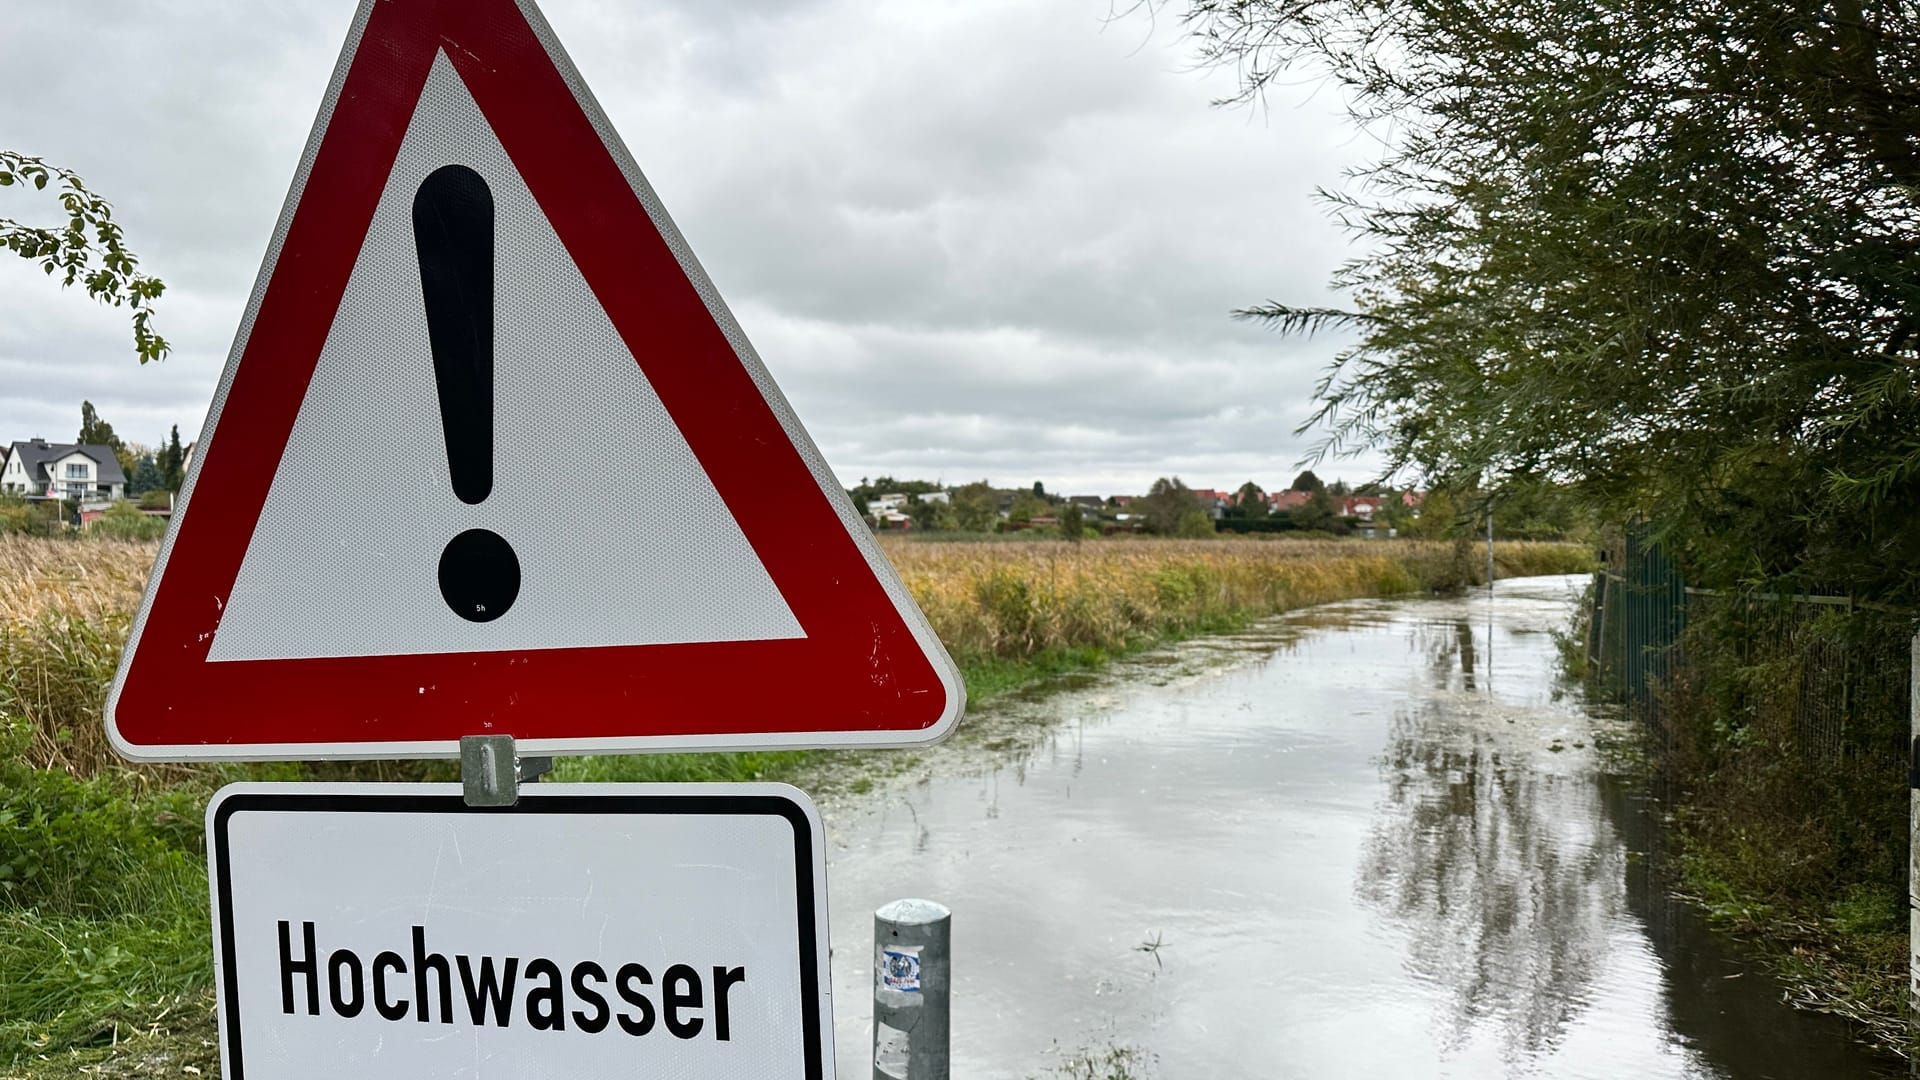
[1151,0,1919,1052]
[1564,583,1910,1056]
[1661,604,1906,1052]
[0,531,1591,1077]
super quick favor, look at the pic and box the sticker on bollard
[207,784,832,1079]
[879,947,922,993]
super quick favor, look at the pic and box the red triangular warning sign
[107,0,963,760]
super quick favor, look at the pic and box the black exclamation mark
[414,164,520,623]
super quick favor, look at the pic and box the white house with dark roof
[1,438,126,501]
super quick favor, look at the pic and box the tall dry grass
[0,534,154,625]
[0,536,157,776]
[883,535,1589,663]
[0,534,1592,777]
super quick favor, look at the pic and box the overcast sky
[0,0,1376,496]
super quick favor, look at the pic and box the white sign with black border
[207,784,832,1079]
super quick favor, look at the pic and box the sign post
[107,2,968,1078]
[208,785,833,1079]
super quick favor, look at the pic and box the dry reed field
[881,534,1590,662]
[0,533,1591,776]
[0,535,154,626]
[0,537,157,775]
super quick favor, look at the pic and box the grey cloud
[0,0,1378,493]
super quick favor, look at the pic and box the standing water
[822,575,1899,1078]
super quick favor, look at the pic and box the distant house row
[863,483,1427,532]
[1171,487,1426,522]
[0,438,126,501]
[865,490,949,526]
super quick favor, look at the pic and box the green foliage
[907,496,952,531]
[1173,0,1920,606]
[0,153,167,364]
[0,724,202,916]
[1214,517,1299,534]
[950,481,999,532]
[76,402,118,457]
[0,722,213,1058]
[1286,487,1340,533]
[1058,503,1086,542]
[0,496,64,537]
[1173,510,1215,539]
[87,502,165,543]
[127,455,163,499]
[1663,603,1907,898]
[1550,580,1593,681]
[1288,470,1322,493]
[845,475,944,515]
[158,426,185,492]
[1651,599,1912,1041]
[1007,490,1049,523]
[1401,488,1462,539]
[1223,481,1268,520]
[1489,478,1593,542]
[1138,477,1201,535]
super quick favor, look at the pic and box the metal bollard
[872,898,950,1080]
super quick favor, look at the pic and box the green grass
[549,749,814,785]
[0,722,216,1064]
[958,643,1122,701]
[1673,841,1910,1054]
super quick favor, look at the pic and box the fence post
[1486,510,1495,589]
[1595,573,1614,690]
[873,898,951,1080]
[1909,631,1918,1068]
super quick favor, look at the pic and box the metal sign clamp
[460,734,551,806]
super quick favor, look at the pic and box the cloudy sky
[1,0,1375,496]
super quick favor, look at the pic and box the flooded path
[820,576,1898,1078]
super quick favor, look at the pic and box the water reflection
[1602,778,1900,1077]
[821,580,1902,1078]
[1422,618,1484,692]
[1358,701,1626,1065]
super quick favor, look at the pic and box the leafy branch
[0,151,167,364]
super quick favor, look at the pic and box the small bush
[1173,510,1214,539]
[0,497,64,537]
[0,721,203,917]
[87,502,167,543]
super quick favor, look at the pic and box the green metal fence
[1588,526,1688,732]
[1586,528,1913,764]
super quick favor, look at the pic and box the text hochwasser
[275,921,750,1040]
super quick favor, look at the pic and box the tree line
[75,400,187,500]
[1160,0,1920,602]
[846,471,1587,540]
